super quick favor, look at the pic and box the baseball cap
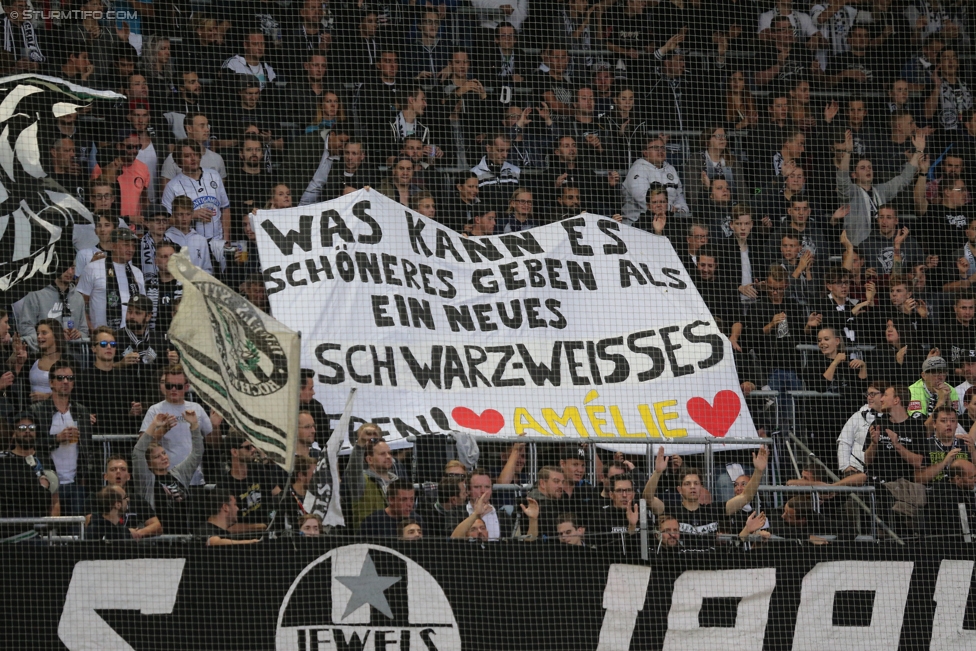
[922,356,947,373]
[128,294,153,313]
[111,228,138,243]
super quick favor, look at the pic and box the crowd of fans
[1,0,976,546]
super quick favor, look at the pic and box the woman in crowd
[599,85,646,171]
[265,183,293,210]
[140,35,177,98]
[723,69,758,133]
[685,126,743,209]
[379,157,420,206]
[26,319,67,403]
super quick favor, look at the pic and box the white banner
[253,189,756,453]
[168,250,300,471]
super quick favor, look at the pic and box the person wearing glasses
[86,486,135,541]
[215,433,281,533]
[77,327,143,445]
[590,473,640,537]
[29,361,94,517]
[620,136,688,225]
[139,365,213,486]
[0,414,60,538]
[498,189,540,234]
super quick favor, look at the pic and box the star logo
[335,554,401,620]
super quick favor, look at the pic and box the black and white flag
[167,249,300,471]
[303,388,354,528]
[0,75,121,298]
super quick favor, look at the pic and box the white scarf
[2,16,44,63]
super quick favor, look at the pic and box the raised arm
[452,492,490,539]
[171,409,204,487]
[496,442,525,485]
[915,447,961,484]
[725,446,768,514]
[641,447,669,515]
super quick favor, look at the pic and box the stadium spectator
[299,369,331,439]
[838,129,924,246]
[655,515,682,552]
[343,426,398,528]
[916,406,974,484]
[472,133,521,215]
[160,113,227,185]
[144,241,182,333]
[161,140,231,242]
[838,381,886,474]
[299,514,323,537]
[398,519,423,541]
[555,513,587,546]
[17,263,87,353]
[527,465,567,537]
[0,414,58,535]
[216,433,281,533]
[379,157,421,206]
[222,29,277,91]
[132,403,204,536]
[416,475,469,537]
[909,356,960,427]
[96,456,160,539]
[278,454,316,531]
[621,136,688,224]
[29,361,92,516]
[76,327,141,443]
[643,446,768,546]
[86,486,134,540]
[321,139,372,202]
[196,489,260,546]
[139,365,213,487]
[465,468,513,541]
[590,473,640,536]
[361,479,421,538]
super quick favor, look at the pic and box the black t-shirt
[605,6,649,52]
[87,516,134,541]
[863,413,925,483]
[937,320,976,367]
[589,504,636,536]
[153,473,192,535]
[0,452,52,521]
[675,502,726,544]
[918,205,974,255]
[216,466,278,528]
[76,367,137,437]
[145,275,183,334]
[195,521,231,544]
[921,437,972,483]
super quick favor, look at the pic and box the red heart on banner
[452,407,505,434]
[686,391,741,438]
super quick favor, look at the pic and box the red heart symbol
[686,391,741,438]
[451,407,505,434]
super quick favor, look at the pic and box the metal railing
[0,516,87,541]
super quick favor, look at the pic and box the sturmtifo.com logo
[276,545,461,651]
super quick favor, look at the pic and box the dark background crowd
[0,0,975,546]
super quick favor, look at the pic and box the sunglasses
[96,341,118,348]
[165,383,186,390]
[16,424,37,431]
[53,375,75,381]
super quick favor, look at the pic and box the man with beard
[471,133,521,215]
[0,413,59,537]
[527,465,566,537]
[116,295,168,405]
[227,135,276,229]
[216,433,281,533]
[164,71,206,142]
[195,490,260,546]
